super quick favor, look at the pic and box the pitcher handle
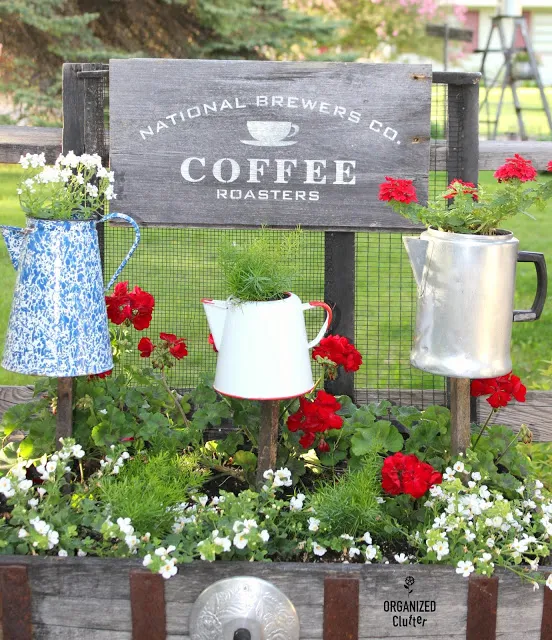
[302,301,333,349]
[97,213,141,291]
[513,251,547,322]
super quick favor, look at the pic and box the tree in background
[285,0,467,62]
[0,0,336,123]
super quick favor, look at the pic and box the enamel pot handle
[97,213,141,291]
[302,301,333,349]
[513,251,547,322]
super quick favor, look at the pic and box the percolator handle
[302,301,333,349]
[513,251,547,322]
[97,213,141,291]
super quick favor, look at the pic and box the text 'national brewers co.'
[138,95,404,203]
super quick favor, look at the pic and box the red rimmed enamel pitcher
[202,293,332,400]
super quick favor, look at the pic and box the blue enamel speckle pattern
[1,214,140,377]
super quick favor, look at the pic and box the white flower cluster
[420,463,552,586]
[99,446,130,475]
[143,545,178,579]
[19,153,46,169]
[262,468,293,489]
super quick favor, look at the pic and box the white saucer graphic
[240,139,297,146]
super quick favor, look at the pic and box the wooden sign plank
[109,60,432,230]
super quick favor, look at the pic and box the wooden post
[450,378,472,455]
[56,377,74,448]
[256,400,280,486]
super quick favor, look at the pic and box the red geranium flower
[88,368,113,380]
[312,335,363,374]
[444,179,479,201]
[287,390,343,449]
[470,372,526,409]
[381,452,442,499]
[317,439,330,453]
[105,282,155,330]
[137,337,155,358]
[494,154,537,183]
[378,176,417,204]
[208,333,218,353]
[548,160,552,172]
[160,333,188,359]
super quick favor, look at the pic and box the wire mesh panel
[82,67,475,407]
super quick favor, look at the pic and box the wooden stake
[56,377,74,449]
[450,377,472,456]
[256,400,280,486]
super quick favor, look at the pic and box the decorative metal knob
[189,576,300,640]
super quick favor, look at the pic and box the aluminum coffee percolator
[404,227,547,378]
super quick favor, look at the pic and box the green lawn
[479,87,552,139]
[1,164,551,390]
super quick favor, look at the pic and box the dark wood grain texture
[324,232,355,398]
[0,564,33,640]
[130,570,167,640]
[257,400,280,485]
[541,576,552,640]
[466,575,498,640]
[323,576,359,640]
[0,126,61,164]
[109,60,431,229]
[55,378,73,448]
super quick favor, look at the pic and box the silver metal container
[404,227,547,378]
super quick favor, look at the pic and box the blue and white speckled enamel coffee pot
[1,213,140,377]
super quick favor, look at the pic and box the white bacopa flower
[77,549,87,557]
[198,495,208,507]
[104,185,116,200]
[536,480,544,489]
[465,530,476,542]
[47,530,59,549]
[0,477,14,498]
[85,184,99,198]
[365,545,377,561]
[479,485,491,500]
[159,559,178,580]
[143,554,153,567]
[340,534,354,541]
[233,533,248,550]
[516,484,525,495]
[480,552,493,563]
[486,537,495,548]
[443,467,455,481]
[348,547,361,559]
[58,549,68,557]
[273,468,292,487]
[308,517,320,532]
[10,463,28,481]
[214,536,232,552]
[125,535,139,552]
[456,560,475,577]
[394,553,409,564]
[30,517,50,535]
[376,497,385,504]
[362,532,373,545]
[289,493,305,511]
[260,530,270,542]
[97,166,109,179]
[453,461,465,474]
[117,518,134,536]
[313,542,327,557]
[546,575,552,591]
[71,444,85,459]
[433,541,449,560]
[28,498,39,508]
[18,528,29,539]
[471,471,482,482]
[75,173,85,185]
[429,485,443,498]
[18,479,33,492]
[112,465,120,475]
[263,469,274,480]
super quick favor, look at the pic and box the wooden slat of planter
[31,595,132,632]
[130,570,166,640]
[466,575,498,640]
[496,570,543,639]
[541,579,552,640]
[33,625,131,640]
[0,564,33,640]
[324,576,359,640]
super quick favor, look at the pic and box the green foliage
[1,0,336,122]
[389,178,552,235]
[98,450,208,537]
[217,227,302,302]
[310,461,386,537]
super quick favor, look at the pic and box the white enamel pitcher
[202,293,332,400]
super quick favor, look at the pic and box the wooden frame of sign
[60,61,480,473]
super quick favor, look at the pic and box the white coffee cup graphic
[242,121,299,146]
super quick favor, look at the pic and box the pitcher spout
[403,235,429,291]
[0,226,26,270]
[202,299,228,350]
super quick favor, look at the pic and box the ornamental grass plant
[217,226,302,302]
[379,155,552,235]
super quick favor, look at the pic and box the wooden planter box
[0,557,550,639]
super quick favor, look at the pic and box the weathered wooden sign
[109,59,431,229]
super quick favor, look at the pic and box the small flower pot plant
[202,228,333,400]
[378,156,552,378]
[1,153,140,378]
